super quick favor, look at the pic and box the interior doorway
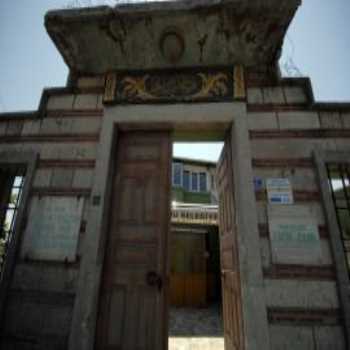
[168,142,225,350]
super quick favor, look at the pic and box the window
[199,172,207,192]
[211,174,216,190]
[175,166,208,192]
[191,173,199,192]
[183,171,190,191]
[327,163,350,271]
[172,162,183,187]
[0,168,25,277]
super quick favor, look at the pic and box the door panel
[96,131,171,350]
[170,233,207,307]
[217,133,244,350]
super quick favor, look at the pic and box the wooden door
[96,131,171,350]
[170,232,207,307]
[216,134,244,350]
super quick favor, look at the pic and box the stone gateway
[0,1,349,350]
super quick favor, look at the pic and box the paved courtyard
[168,304,224,350]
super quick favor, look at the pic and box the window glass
[191,173,198,192]
[183,171,190,191]
[199,173,207,192]
[0,171,25,277]
[172,163,182,187]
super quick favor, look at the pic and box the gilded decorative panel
[103,67,245,104]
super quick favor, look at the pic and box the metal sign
[266,178,293,204]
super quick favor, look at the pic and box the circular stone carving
[160,29,185,63]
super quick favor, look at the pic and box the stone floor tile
[169,304,224,350]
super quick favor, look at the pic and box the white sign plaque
[266,178,293,204]
[22,196,84,262]
[268,205,322,265]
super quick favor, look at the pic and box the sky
[0,0,350,161]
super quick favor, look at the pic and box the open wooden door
[216,133,244,350]
[96,131,171,350]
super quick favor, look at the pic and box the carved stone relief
[104,66,245,104]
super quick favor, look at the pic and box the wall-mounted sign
[268,205,322,265]
[266,178,293,204]
[254,176,264,191]
[21,196,84,262]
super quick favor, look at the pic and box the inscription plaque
[268,205,322,265]
[21,196,84,262]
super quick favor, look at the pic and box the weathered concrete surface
[76,76,105,88]
[319,111,343,129]
[269,325,346,350]
[74,94,99,110]
[269,325,314,350]
[247,88,264,104]
[248,112,278,130]
[260,236,333,268]
[314,326,346,350]
[33,168,52,187]
[265,280,339,309]
[278,111,320,129]
[47,94,74,110]
[342,112,350,128]
[256,202,325,226]
[283,86,308,104]
[21,120,41,135]
[0,122,7,136]
[262,87,285,104]
[251,138,337,159]
[45,0,300,73]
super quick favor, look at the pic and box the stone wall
[247,79,349,350]
[0,82,103,349]
[0,74,349,349]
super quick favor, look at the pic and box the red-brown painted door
[216,134,244,350]
[96,131,171,350]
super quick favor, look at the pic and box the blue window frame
[199,172,207,192]
[183,171,190,191]
[191,173,199,192]
[172,163,183,187]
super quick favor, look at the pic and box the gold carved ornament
[119,72,229,101]
[233,65,246,99]
[103,73,117,103]
[192,73,228,99]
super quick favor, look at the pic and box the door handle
[146,271,163,291]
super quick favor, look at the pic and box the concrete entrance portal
[0,1,349,349]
